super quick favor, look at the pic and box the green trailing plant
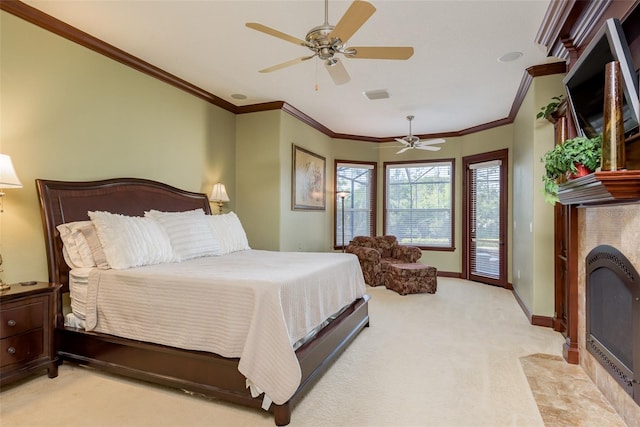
[541,144,567,205]
[562,134,602,173]
[536,95,565,121]
[541,134,602,205]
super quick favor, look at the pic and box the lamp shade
[209,183,230,203]
[0,154,22,188]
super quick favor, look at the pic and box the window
[335,161,376,249]
[384,160,454,250]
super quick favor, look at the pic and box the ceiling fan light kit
[246,0,414,85]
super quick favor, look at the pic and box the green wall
[512,74,564,317]
[235,110,281,250]
[0,12,235,283]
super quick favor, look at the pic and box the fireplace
[586,244,640,406]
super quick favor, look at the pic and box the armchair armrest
[346,246,381,263]
[346,245,384,287]
[392,245,422,263]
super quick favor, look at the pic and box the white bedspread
[82,249,366,406]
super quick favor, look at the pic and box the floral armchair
[346,235,422,286]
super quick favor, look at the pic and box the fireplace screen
[586,244,639,406]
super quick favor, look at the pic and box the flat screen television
[564,18,639,139]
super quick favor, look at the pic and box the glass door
[463,150,508,287]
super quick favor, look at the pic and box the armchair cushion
[391,244,422,264]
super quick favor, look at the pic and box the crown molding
[2,0,630,143]
[0,0,239,113]
[536,0,639,61]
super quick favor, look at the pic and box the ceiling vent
[363,89,390,100]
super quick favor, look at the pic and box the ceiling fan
[246,0,414,85]
[394,116,445,154]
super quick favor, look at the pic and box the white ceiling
[23,0,558,139]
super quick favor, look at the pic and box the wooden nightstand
[0,282,60,387]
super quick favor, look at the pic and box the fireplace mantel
[558,171,640,206]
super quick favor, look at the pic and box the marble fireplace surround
[578,203,640,427]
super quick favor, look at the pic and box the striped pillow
[88,211,176,269]
[145,209,223,261]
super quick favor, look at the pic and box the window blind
[336,162,375,247]
[385,161,453,248]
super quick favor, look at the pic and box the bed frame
[36,177,370,426]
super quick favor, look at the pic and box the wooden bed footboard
[36,178,370,425]
[57,295,369,426]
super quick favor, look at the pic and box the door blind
[469,161,501,279]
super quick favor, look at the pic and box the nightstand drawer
[0,329,44,368]
[0,297,46,339]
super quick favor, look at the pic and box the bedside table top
[0,282,60,301]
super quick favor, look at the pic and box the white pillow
[207,211,250,255]
[88,211,176,269]
[145,209,223,261]
[57,221,96,268]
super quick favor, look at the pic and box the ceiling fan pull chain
[315,57,319,91]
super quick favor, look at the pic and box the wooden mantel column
[562,204,580,364]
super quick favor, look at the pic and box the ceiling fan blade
[325,59,351,85]
[246,22,307,46]
[395,138,410,146]
[329,1,376,44]
[417,138,446,146]
[415,145,442,152]
[396,147,411,154]
[259,56,314,73]
[346,46,414,60]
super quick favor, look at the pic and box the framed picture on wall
[292,144,326,211]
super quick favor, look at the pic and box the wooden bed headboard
[36,178,211,290]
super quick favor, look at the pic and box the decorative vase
[567,163,591,179]
[601,60,626,171]
[556,116,569,184]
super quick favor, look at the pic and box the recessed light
[231,93,247,100]
[498,51,523,63]
[363,89,390,100]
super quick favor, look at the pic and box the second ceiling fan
[246,0,414,85]
[395,116,446,154]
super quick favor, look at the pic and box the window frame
[383,158,455,251]
[334,160,377,250]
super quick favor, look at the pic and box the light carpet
[0,278,617,426]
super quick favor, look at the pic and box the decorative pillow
[145,209,223,261]
[57,221,96,268]
[207,211,250,255]
[79,223,111,269]
[88,211,176,269]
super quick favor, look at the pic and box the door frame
[462,149,509,288]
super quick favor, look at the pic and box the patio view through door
[463,149,508,288]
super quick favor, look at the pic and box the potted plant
[541,134,602,204]
[536,95,565,123]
